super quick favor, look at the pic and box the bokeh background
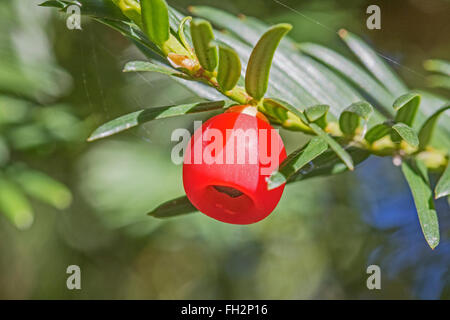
[0,0,449,299]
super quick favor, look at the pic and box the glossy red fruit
[183,106,287,224]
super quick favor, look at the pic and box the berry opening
[204,185,254,215]
[212,185,244,198]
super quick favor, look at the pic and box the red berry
[183,107,287,224]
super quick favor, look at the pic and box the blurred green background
[0,0,449,299]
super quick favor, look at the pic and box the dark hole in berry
[213,185,244,198]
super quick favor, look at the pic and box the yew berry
[183,106,287,224]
